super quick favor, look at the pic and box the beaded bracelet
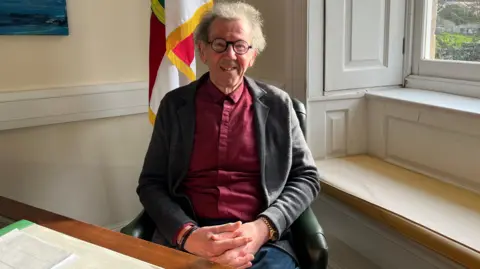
[179,225,198,252]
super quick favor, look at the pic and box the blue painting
[0,0,69,35]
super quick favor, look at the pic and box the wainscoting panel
[367,94,480,193]
[307,97,367,159]
[325,110,349,157]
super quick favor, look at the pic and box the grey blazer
[137,73,322,257]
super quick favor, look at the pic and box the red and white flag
[148,0,213,123]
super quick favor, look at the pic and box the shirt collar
[204,78,244,104]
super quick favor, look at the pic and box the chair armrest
[291,207,328,269]
[120,210,156,241]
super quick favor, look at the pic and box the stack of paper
[0,229,75,269]
[0,222,164,269]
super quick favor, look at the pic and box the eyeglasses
[208,38,252,55]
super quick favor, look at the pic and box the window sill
[366,87,480,117]
[405,75,480,100]
[316,155,480,268]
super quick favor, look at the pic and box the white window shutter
[325,0,406,91]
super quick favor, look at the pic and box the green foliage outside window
[435,33,480,61]
[434,1,480,61]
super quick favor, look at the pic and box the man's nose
[224,44,237,58]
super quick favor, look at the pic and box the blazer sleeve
[259,98,322,238]
[136,95,196,244]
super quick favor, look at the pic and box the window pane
[426,0,480,62]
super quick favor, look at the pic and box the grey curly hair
[194,2,267,53]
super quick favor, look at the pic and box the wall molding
[308,86,403,102]
[306,0,325,100]
[0,82,148,131]
[285,0,308,103]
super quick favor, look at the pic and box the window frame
[410,0,480,87]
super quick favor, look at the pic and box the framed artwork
[0,0,69,35]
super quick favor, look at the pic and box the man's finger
[210,232,237,241]
[231,254,254,268]
[214,236,252,251]
[232,229,243,237]
[211,251,253,268]
[208,221,242,234]
[237,261,253,269]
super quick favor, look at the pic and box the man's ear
[198,42,207,64]
[248,50,258,67]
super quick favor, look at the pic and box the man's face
[199,18,257,90]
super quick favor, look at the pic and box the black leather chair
[121,98,328,269]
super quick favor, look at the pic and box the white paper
[51,254,78,269]
[0,229,74,269]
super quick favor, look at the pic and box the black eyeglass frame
[207,38,253,55]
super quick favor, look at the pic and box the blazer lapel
[245,77,271,204]
[173,81,200,192]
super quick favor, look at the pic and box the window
[411,0,480,83]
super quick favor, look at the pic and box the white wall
[0,0,150,92]
[0,114,151,227]
[243,0,287,86]
[0,0,151,228]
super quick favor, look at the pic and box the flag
[148,0,213,124]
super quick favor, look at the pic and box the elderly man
[137,2,321,269]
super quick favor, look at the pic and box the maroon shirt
[181,78,264,222]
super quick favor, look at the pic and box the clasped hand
[184,220,270,269]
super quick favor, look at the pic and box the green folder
[0,219,34,236]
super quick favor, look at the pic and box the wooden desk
[0,196,229,269]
